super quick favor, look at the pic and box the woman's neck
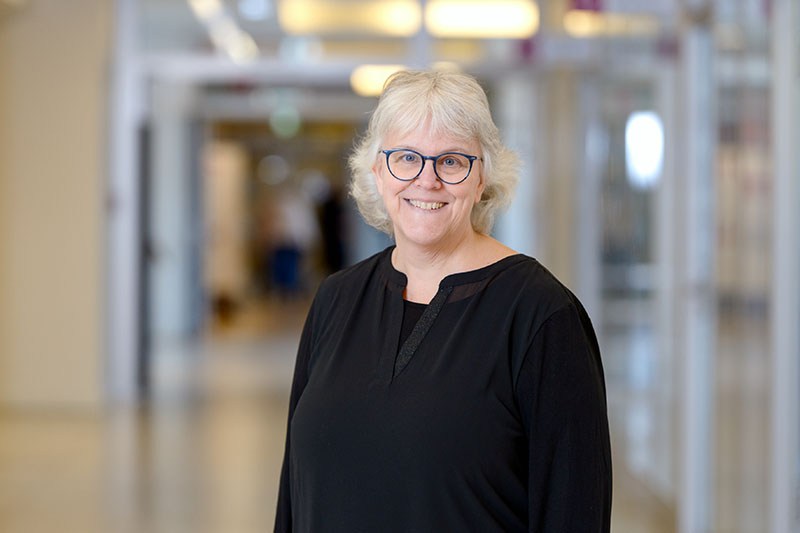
[391,232,515,303]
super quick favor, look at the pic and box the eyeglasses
[380,149,483,185]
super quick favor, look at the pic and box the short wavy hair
[348,69,519,235]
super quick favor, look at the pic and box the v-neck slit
[392,285,453,380]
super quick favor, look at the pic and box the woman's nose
[416,161,442,188]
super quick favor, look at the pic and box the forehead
[383,126,480,154]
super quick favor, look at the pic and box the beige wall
[0,0,110,408]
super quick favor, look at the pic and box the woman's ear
[474,171,486,203]
[372,162,384,196]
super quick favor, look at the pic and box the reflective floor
[0,298,767,532]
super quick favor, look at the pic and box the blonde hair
[348,69,519,235]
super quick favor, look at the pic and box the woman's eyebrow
[392,145,472,154]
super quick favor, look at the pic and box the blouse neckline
[381,245,528,290]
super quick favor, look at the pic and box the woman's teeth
[408,200,445,210]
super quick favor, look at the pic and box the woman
[275,70,612,532]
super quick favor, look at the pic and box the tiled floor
[0,299,775,532]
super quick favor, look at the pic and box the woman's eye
[397,152,419,164]
[442,156,466,168]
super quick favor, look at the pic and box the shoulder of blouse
[502,256,587,322]
[309,246,393,314]
[498,257,600,384]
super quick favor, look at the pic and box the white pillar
[150,80,197,343]
[410,0,431,69]
[107,0,144,403]
[770,1,800,531]
[676,4,716,531]
[654,63,678,499]
[574,75,603,325]
[494,74,540,258]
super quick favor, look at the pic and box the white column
[574,75,603,324]
[676,4,716,531]
[107,0,144,403]
[410,0,431,69]
[494,74,540,258]
[654,63,678,499]
[770,1,800,531]
[150,80,197,343]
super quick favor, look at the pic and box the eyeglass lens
[387,150,472,183]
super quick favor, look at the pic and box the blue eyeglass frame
[380,148,483,185]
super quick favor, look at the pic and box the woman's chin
[395,225,466,251]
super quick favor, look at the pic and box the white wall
[0,0,110,408]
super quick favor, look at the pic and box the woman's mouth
[407,199,446,211]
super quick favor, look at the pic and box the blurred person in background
[261,186,319,300]
[316,184,346,275]
[275,70,612,532]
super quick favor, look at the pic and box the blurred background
[0,0,798,531]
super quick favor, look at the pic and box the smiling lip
[406,199,447,211]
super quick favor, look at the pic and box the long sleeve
[514,304,612,532]
[274,300,317,533]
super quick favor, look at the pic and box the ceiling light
[226,32,260,64]
[425,0,539,39]
[188,0,223,21]
[270,105,302,138]
[626,111,663,190]
[189,0,260,63]
[430,61,461,72]
[563,10,659,38]
[278,0,421,37]
[209,17,241,48]
[350,65,407,97]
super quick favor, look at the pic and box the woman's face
[372,125,485,253]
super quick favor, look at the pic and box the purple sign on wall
[571,0,604,11]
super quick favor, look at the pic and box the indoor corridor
[2,1,798,532]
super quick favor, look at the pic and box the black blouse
[275,247,612,532]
